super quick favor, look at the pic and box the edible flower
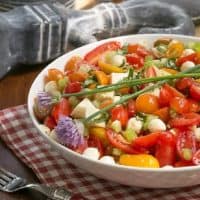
[37,91,53,109]
[55,116,84,148]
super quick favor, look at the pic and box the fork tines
[0,168,25,191]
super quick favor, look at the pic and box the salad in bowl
[28,34,200,188]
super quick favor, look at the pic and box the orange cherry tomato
[47,68,64,82]
[170,97,190,114]
[135,93,159,114]
[119,154,160,168]
[153,107,170,122]
[166,40,184,58]
[127,44,151,57]
[64,56,82,72]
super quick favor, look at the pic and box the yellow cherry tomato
[166,40,184,58]
[89,127,108,145]
[47,68,64,82]
[119,154,160,168]
[135,93,159,114]
[161,67,178,74]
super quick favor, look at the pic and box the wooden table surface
[1,28,200,199]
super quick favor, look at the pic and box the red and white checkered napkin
[1,105,200,200]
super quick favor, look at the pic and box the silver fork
[0,167,86,200]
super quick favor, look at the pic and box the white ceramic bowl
[28,34,200,188]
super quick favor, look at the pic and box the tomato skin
[175,78,194,92]
[153,107,170,122]
[155,132,176,167]
[193,149,200,165]
[51,98,71,122]
[132,132,160,148]
[127,99,136,117]
[105,129,146,154]
[169,113,200,128]
[84,41,121,65]
[44,116,56,130]
[126,53,144,69]
[170,97,190,114]
[176,53,196,66]
[189,83,200,101]
[188,99,200,113]
[174,160,193,167]
[88,135,104,157]
[127,44,150,57]
[111,105,128,127]
[64,82,82,93]
[176,129,196,161]
[135,93,159,114]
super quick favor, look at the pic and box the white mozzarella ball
[181,49,195,57]
[82,147,100,160]
[148,118,166,132]
[194,127,200,142]
[127,117,143,134]
[162,165,174,169]
[180,61,195,71]
[99,156,115,165]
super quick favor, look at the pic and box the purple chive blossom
[55,116,84,149]
[37,91,53,109]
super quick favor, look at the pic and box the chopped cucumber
[123,128,137,142]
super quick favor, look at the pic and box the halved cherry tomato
[166,40,184,58]
[126,53,144,69]
[111,105,128,127]
[135,93,159,114]
[127,99,136,117]
[193,149,200,165]
[88,135,104,157]
[176,129,196,161]
[64,56,82,72]
[170,97,190,114]
[84,41,121,65]
[144,66,157,78]
[174,160,193,167]
[189,82,200,101]
[155,132,176,167]
[51,98,71,122]
[176,53,196,67]
[175,78,194,91]
[64,81,82,93]
[132,132,160,148]
[119,154,160,168]
[44,116,56,130]
[105,129,146,154]
[127,44,150,57]
[163,84,185,98]
[47,68,64,82]
[169,113,200,128]
[153,107,170,122]
[188,99,200,113]
[68,71,88,82]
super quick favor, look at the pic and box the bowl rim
[28,33,200,173]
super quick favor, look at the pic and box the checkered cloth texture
[1,105,200,199]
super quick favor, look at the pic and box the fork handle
[27,184,74,200]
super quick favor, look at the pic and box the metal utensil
[0,167,86,200]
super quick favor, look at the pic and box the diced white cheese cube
[148,118,166,132]
[99,156,115,165]
[181,49,195,57]
[82,147,100,160]
[194,127,200,142]
[71,98,99,118]
[111,72,128,84]
[127,117,143,134]
[180,61,195,71]
[111,120,122,132]
[113,96,121,103]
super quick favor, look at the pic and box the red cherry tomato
[175,78,194,91]
[84,41,121,65]
[174,160,193,167]
[51,98,71,122]
[127,44,150,57]
[176,129,196,161]
[126,53,144,69]
[169,113,200,128]
[155,132,176,167]
[188,99,200,113]
[105,128,146,154]
[132,132,160,148]
[170,97,190,114]
[44,116,56,130]
[88,135,104,157]
[111,105,128,128]
[189,83,200,101]
[144,66,157,78]
[64,82,82,93]
[176,53,196,66]
[127,99,136,117]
